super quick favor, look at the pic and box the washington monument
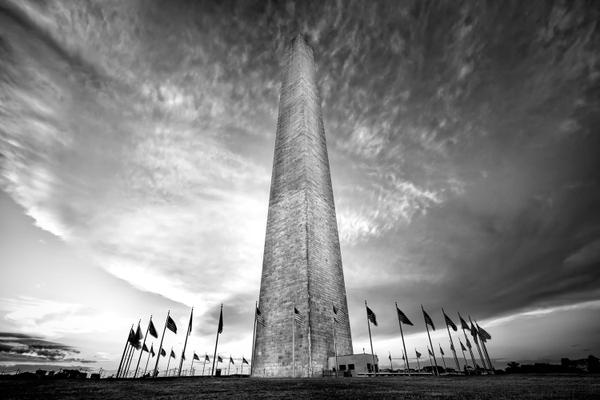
[252,35,353,377]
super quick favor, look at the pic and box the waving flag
[332,304,338,323]
[470,321,478,341]
[229,356,234,364]
[256,307,266,327]
[415,350,422,358]
[217,308,223,334]
[422,308,435,330]
[396,306,413,326]
[242,357,249,365]
[193,353,200,361]
[186,309,193,336]
[466,338,472,349]
[460,341,467,351]
[205,354,210,362]
[217,355,223,363]
[428,348,434,357]
[160,348,166,357]
[366,306,378,326]
[142,343,149,352]
[476,323,492,341]
[459,313,470,330]
[170,349,176,359]
[150,345,155,357]
[148,319,158,338]
[439,345,445,356]
[443,312,458,331]
[166,315,177,334]
[294,307,305,326]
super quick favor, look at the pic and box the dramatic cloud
[0,332,92,364]
[1,0,599,369]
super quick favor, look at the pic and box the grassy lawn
[1,374,599,399]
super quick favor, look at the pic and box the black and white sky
[1,0,599,372]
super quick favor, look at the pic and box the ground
[1,375,599,399]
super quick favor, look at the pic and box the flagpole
[458,312,477,369]
[143,344,152,377]
[480,335,494,373]
[292,304,295,378]
[116,324,133,378]
[153,310,170,378]
[211,304,222,376]
[442,308,460,373]
[119,342,132,378]
[166,347,173,376]
[227,356,231,375]
[190,355,194,377]
[124,320,139,379]
[459,342,468,372]
[178,307,193,377]
[415,349,420,372]
[134,316,151,378]
[124,341,136,378]
[422,305,439,376]
[251,301,257,376]
[202,354,207,376]
[365,300,376,374]
[427,347,433,373]
[120,345,131,378]
[469,316,486,372]
[332,311,338,377]
[388,351,393,370]
[439,344,447,372]
[395,302,410,375]
[475,320,494,373]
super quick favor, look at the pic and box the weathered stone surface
[253,35,352,377]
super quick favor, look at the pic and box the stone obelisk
[253,35,352,377]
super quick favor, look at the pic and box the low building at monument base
[327,354,379,377]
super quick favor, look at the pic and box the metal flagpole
[119,341,132,378]
[211,304,223,376]
[460,342,468,373]
[388,351,393,370]
[480,337,494,373]
[166,347,173,376]
[439,344,447,372]
[333,313,338,377]
[227,356,232,375]
[427,348,433,373]
[190,355,195,376]
[475,320,494,372]
[202,354,207,376]
[458,313,477,369]
[124,341,136,378]
[442,308,460,373]
[469,316,486,372]
[292,304,295,377]
[153,310,170,378]
[422,305,439,376]
[178,307,193,376]
[365,300,376,374]
[116,324,133,378]
[143,344,152,377]
[395,302,410,375]
[250,301,258,376]
[134,316,151,378]
[415,349,421,372]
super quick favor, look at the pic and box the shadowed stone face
[253,35,352,377]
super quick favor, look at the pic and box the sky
[1,0,599,374]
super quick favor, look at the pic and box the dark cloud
[0,332,93,364]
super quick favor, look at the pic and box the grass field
[1,374,599,399]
